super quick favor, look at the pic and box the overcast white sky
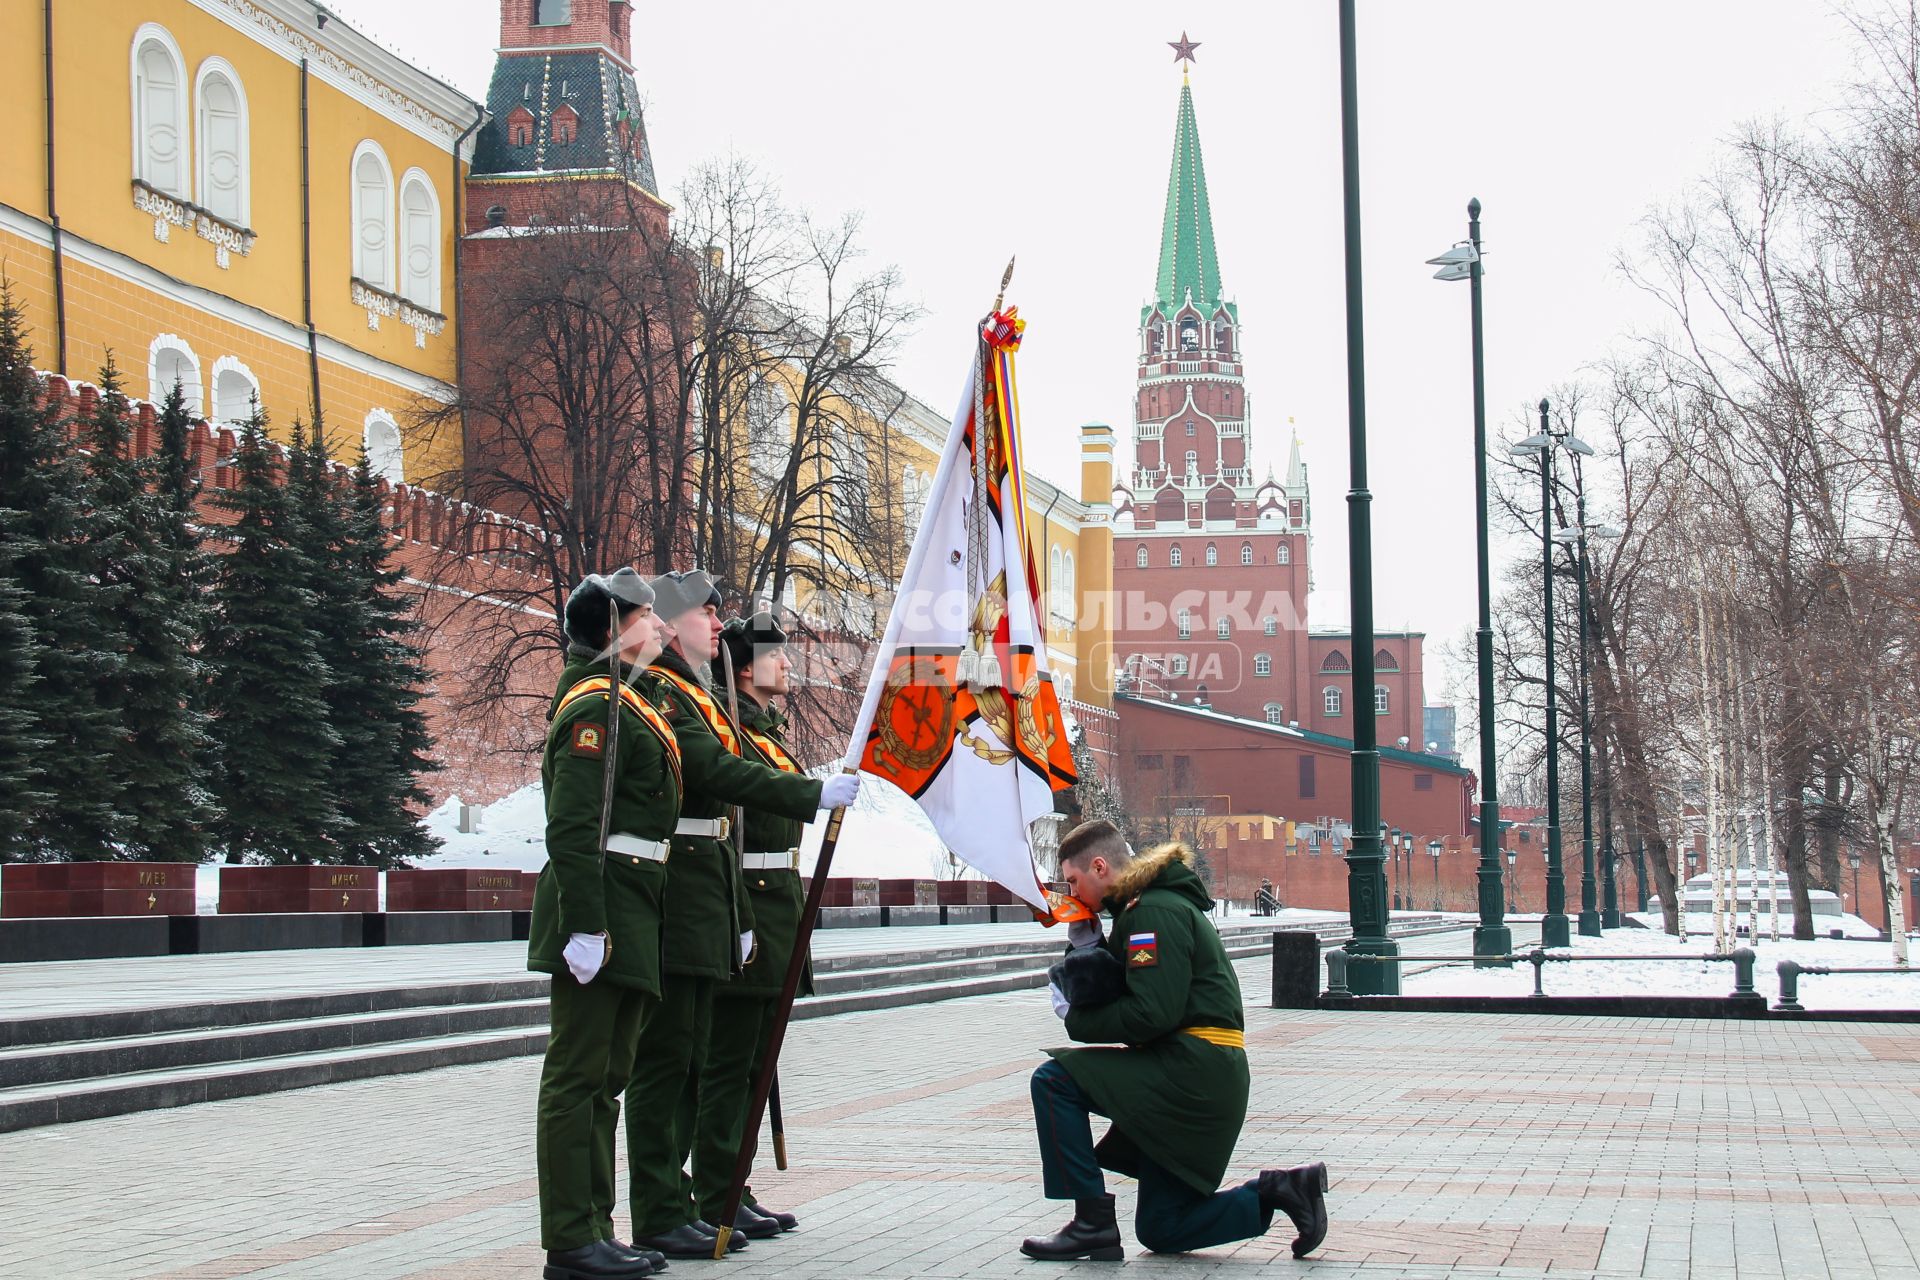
[332,0,1861,706]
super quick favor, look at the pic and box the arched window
[1171,655,1189,676]
[507,106,535,148]
[194,60,248,226]
[1176,608,1191,640]
[1204,543,1218,566]
[399,170,441,311]
[1321,650,1350,673]
[1278,542,1291,565]
[1263,616,1278,637]
[1264,702,1284,725]
[1169,544,1182,568]
[1374,647,1400,672]
[1375,685,1390,715]
[1323,686,1343,717]
[1050,545,1062,596]
[364,410,404,484]
[1215,617,1231,640]
[1135,544,1148,568]
[1184,449,1198,475]
[1058,672,1073,702]
[1254,653,1272,677]
[551,103,579,146]
[351,141,394,290]
[209,356,258,427]
[132,26,189,198]
[1240,542,1253,565]
[1063,551,1075,601]
[147,334,201,416]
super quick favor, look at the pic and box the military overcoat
[527,656,684,996]
[649,649,823,981]
[723,693,815,999]
[1048,845,1251,1196]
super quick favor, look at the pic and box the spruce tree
[203,407,342,863]
[0,282,122,859]
[0,519,49,857]
[78,358,214,861]
[290,426,440,867]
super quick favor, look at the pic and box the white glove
[1067,917,1104,949]
[819,773,862,810]
[564,932,607,985]
[1049,981,1071,1019]
[740,930,755,963]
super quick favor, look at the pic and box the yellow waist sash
[1180,1026,1245,1049]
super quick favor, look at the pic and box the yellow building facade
[2,0,481,480]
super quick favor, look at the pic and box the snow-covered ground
[419,771,954,882]
[1402,927,1920,1010]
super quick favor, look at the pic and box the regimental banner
[845,307,1077,913]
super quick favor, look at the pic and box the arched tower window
[551,103,579,146]
[1204,543,1217,566]
[132,26,189,198]
[507,106,535,148]
[195,60,248,225]
[1240,542,1253,565]
[1136,544,1148,568]
[1278,541,1291,565]
[1169,544,1182,568]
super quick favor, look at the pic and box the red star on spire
[1168,32,1201,67]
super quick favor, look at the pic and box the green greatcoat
[645,649,823,978]
[527,656,684,995]
[725,694,814,998]
[1048,845,1250,1196]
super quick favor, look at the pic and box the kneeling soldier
[625,572,861,1259]
[690,611,809,1238]
[530,570,681,1280]
[1023,820,1330,1261]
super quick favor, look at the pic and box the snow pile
[417,773,952,881]
[1403,928,1920,1010]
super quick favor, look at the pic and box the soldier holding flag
[626,571,860,1258]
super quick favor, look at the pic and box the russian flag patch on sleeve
[1128,931,1158,967]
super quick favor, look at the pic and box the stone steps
[0,916,1454,1132]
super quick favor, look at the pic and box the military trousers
[537,974,654,1251]
[625,972,714,1235]
[690,988,777,1218]
[1030,1060,1272,1253]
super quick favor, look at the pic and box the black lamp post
[1428,199,1511,964]
[1428,838,1444,912]
[1552,469,1620,937]
[1390,826,1402,911]
[1849,851,1863,925]
[1507,848,1517,912]
[1335,0,1396,992]
[1510,402,1583,949]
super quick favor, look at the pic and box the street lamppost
[1402,831,1414,911]
[1510,401,1591,948]
[1849,851,1863,928]
[1506,848,1517,912]
[1428,839,1444,912]
[1390,826,1402,911]
[1335,0,1396,993]
[1427,198,1511,965]
[1552,493,1621,937]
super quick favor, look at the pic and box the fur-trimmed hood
[1105,841,1210,913]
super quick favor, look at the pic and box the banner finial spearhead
[993,256,1016,313]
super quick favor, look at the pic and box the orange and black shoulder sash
[743,726,800,774]
[556,675,683,787]
[654,668,742,756]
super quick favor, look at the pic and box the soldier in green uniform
[1021,820,1331,1262]
[626,572,862,1259]
[529,569,682,1280]
[690,611,811,1239]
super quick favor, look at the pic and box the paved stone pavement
[2,947,1915,1279]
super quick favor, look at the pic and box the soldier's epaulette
[744,727,800,774]
[556,675,684,788]
[655,669,742,755]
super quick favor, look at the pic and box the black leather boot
[725,1203,781,1240]
[605,1239,668,1271]
[745,1198,798,1232]
[631,1224,720,1259]
[690,1219,749,1252]
[1257,1161,1329,1258]
[544,1238,654,1279]
[1019,1194,1123,1261]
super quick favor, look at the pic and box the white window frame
[131,25,190,199]
[1136,544,1148,568]
[1240,542,1253,565]
[1264,702,1283,725]
[147,334,202,416]
[1263,616,1278,636]
[1171,655,1189,676]
[1169,543,1182,568]
[1254,653,1272,677]
[193,57,249,226]
[350,140,396,291]
[364,410,404,484]
[1278,541,1291,565]
[208,355,259,426]
[1375,684,1390,715]
[398,168,442,312]
[1216,616,1231,640]
[1176,608,1191,640]
[1205,543,1218,566]
[1324,686,1343,717]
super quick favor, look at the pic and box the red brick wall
[498,0,633,65]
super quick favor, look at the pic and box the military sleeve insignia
[1127,931,1158,967]
[570,722,605,758]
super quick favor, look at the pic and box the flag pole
[713,266,1014,1257]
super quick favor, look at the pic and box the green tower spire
[1152,77,1227,319]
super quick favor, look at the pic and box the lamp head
[1511,433,1552,456]
[1563,434,1597,457]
